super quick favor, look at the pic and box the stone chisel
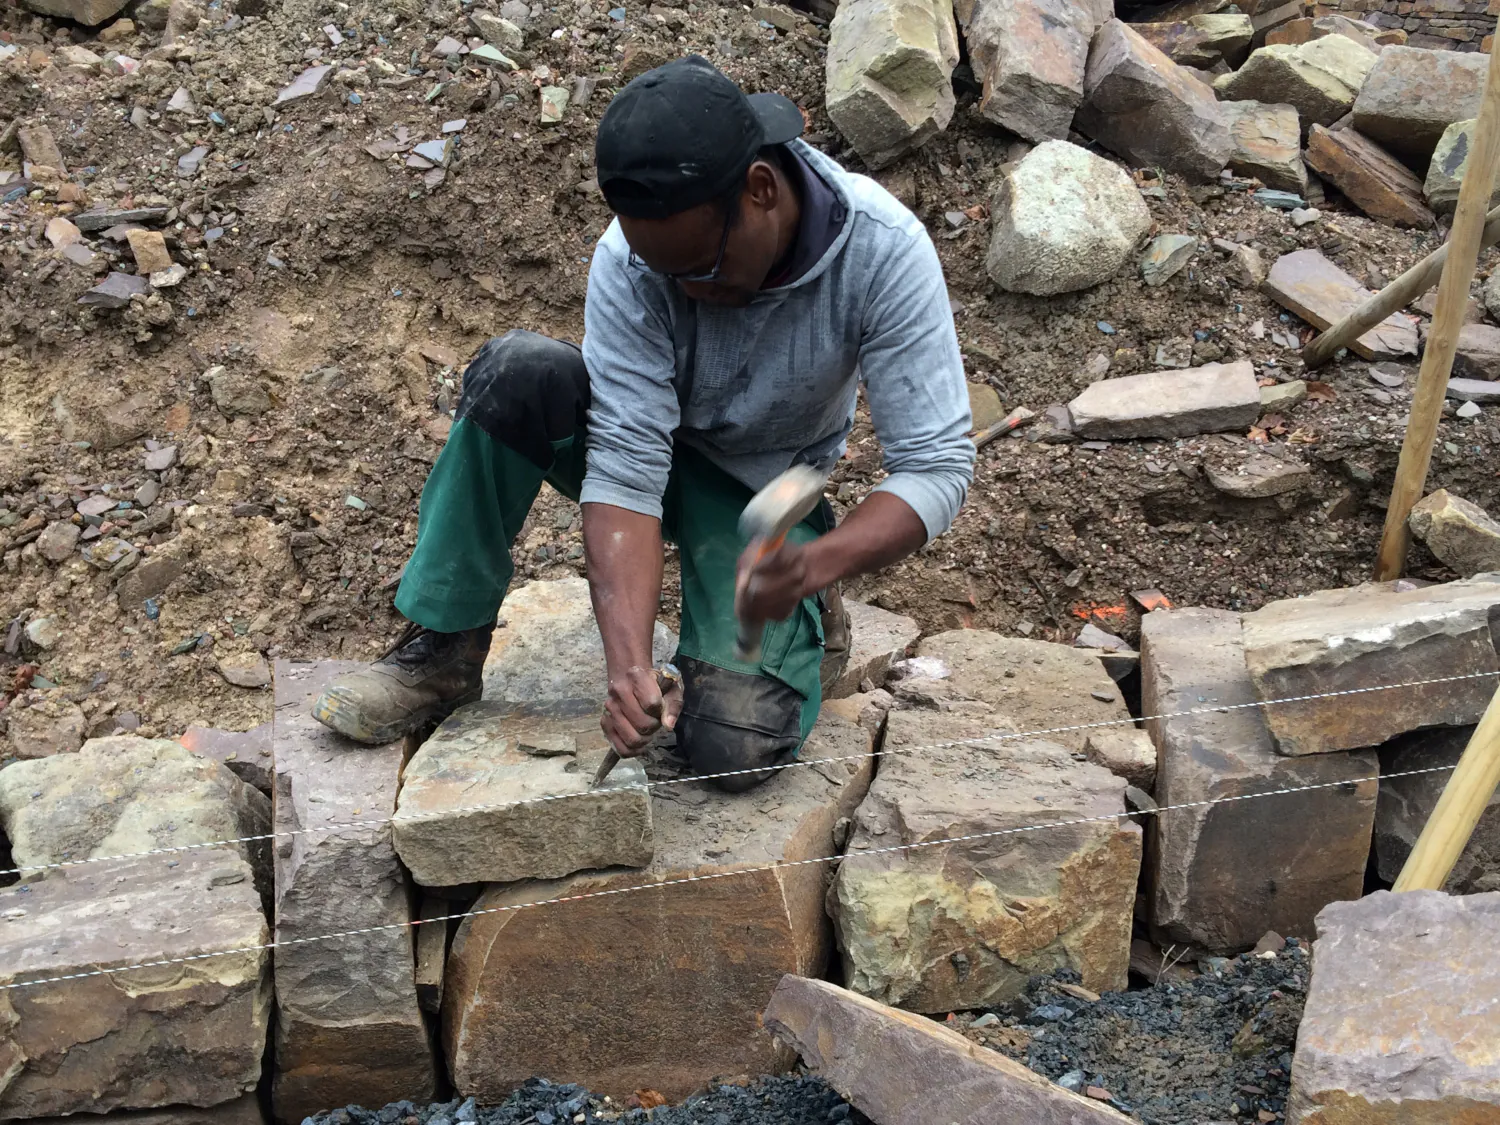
[592,662,681,788]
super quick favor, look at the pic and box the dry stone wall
[1316,0,1497,50]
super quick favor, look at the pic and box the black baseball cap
[595,55,805,219]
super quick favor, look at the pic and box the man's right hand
[602,664,684,756]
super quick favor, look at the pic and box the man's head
[595,56,804,306]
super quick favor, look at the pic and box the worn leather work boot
[819,582,852,695]
[310,621,494,744]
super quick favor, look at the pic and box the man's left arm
[738,226,975,622]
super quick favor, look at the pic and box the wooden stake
[1301,204,1500,370]
[1373,62,1500,582]
[1393,679,1500,892]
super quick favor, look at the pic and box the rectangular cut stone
[1352,44,1489,165]
[27,1096,267,1124]
[1241,576,1500,755]
[1220,100,1309,193]
[1067,361,1261,440]
[0,851,269,1118]
[1287,890,1500,1123]
[393,698,653,886]
[442,710,875,1103]
[765,976,1131,1124]
[1143,607,1377,954]
[1262,248,1420,359]
[826,599,921,699]
[1304,124,1435,227]
[271,661,435,1123]
[831,709,1140,1011]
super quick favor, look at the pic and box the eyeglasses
[628,199,737,284]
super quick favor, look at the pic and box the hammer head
[738,465,827,543]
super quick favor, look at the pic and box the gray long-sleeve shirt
[579,140,975,541]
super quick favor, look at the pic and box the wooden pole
[1393,679,1500,892]
[1301,205,1500,370]
[1373,58,1500,582]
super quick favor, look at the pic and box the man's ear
[745,160,780,211]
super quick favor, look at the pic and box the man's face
[617,162,784,307]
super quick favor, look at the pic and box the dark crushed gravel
[302,1075,868,1125]
[982,942,1311,1124]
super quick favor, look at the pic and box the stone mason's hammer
[734,464,828,663]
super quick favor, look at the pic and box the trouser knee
[674,657,802,793]
[456,330,590,470]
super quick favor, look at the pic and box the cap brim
[748,91,805,145]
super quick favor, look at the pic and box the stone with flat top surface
[1261,249,1418,360]
[1068,361,1261,440]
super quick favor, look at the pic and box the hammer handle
[734,532,787,662]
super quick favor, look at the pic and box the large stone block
[764,976,1131,1125]
[1287,890,1500,1124]
[1220,100,1308,193]
[20,0,127,25]
[27,1097,267,1125]
[1374,725,1500,893]
[483,577,677,704]
[0,735,269,884]
[1076,19,1234,182]
[1241,577,1500,756]
[1135,13,1255,69]
[271,661,435,1124]
[985,140,1151,296]
[1304,124,1434,227]
[831,709,1140,1012]
[1215,38,1378,130]
[914,629,1130,751]
[1262,248,1419,360]
[393,698,652,887]
[442,709,875,1103]
[1425,117,1500,215]
[825,0,959,168]
[0,850,269,1117]
[1409,488,1500,577]
[984,138,1146,297]
[1068,361,1262,440]
[826,599,920,699]
[1143,607,1377,954]
[960,0,1107,142]
[1352,45,1489,167]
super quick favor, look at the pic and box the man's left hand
[735,538,813,630]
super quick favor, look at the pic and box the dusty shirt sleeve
[579,224,680,520]
[858,221,976,541]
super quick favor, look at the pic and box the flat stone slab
[764,975,1130,1125]
[1262,249,1419,360]
[483,576,677,704]
[1287,890,1500,1123]
[914,630,1129,751]
[826,599,921,699]
[1221,100,1306,194]
[1445,377,1500,404]
[831,709,1140,1011]
[394,698,652,886]
[1068,361,1261,440]
[1241,576,1500,757]
[1205,450,1312,498]
[443,709,875,1103]
[271,660,435,1122]
[0,850,269,1118]
[1304,124,1433,229]
[27,1097,266,1124]
[1143,607,1377,954]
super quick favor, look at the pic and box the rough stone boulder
[1215,37,1377,131]
[180,721,274,794]
[985,140,1150,296]
[826,599,921,699]
[1219,101,1307,193]
[393,698,652,887]
[272,661,435,1122]
[20,0,127,25]
[1409,488,1500,577]
[0,850,269,1118]
[1287,890,1500,1123]
[1304,124,1433,228]
[1135,13,1254,69]
[1352,45,1489,167]
[831,709,1140,1012]
[1084,726,1157,791]
[1241,576,1500,757]
[442,708,875,1102]
[1425,118,1500,216]
[1261,249,1419,360]
[1374,726,1500,894]
[1068,361,1261,440]
[1076,19,1233,182]
[1143,607,1377,954]
[764,976,1131,1124]
[824,0,959,168]
[483,576,676,703]
[914,629,1130,751]
[958,0,1111,142]
[0,735,270,884]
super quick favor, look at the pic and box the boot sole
[310,685,483,745]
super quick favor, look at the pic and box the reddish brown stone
[1304,124,1435,226]
[1261,248,1419,359]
